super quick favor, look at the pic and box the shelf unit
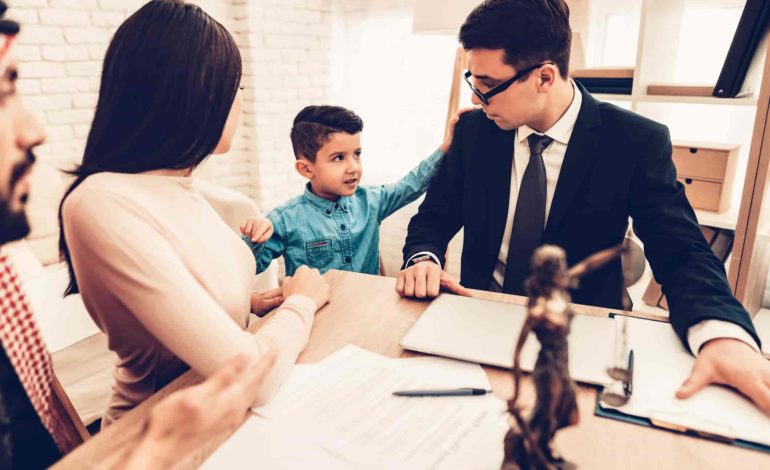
[636,95,758,106]
[752,309,770,355]
[694,207,740,230]
[730,43,770,315]
[570,0,767,317]
[756,223,770,244]
[592,93,633,102]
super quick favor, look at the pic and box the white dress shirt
[491,81,583,290]
[412,80,759,354]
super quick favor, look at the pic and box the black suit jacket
[0,347,61,468]
[403,84,761,350]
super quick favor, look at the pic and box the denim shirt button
[340,224,347,231]
[326,209,331,215]
[345,256,352,263]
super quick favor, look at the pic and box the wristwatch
[409,254,436,266]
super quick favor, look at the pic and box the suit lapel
[544,84,603,241]
[484,120,515,259]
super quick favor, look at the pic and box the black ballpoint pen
[392,387,492,397]
[625,349,634,396]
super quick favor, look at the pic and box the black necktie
[502,134,554,294]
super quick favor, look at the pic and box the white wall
[233,0,335,210]
[329,0,466,276]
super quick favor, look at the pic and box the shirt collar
[302,183,351,215]
[517,79,582,145]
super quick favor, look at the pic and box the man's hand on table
[396,261,470,298]
[677,338,770,415]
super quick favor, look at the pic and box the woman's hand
[281,265,330,311]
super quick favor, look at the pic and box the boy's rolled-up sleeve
[374,148,445,221]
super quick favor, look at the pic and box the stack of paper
[203,345,509,469]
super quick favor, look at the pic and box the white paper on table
[256,345,492,419]
[201,413,356,470]
[251,345,508,469]
[600,317,770,447]
[316,344,491,387]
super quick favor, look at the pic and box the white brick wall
[234,0,335,211]
[10,0,139,173]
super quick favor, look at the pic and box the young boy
[240,105,469,276]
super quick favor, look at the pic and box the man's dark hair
[290,105,363,161]
[59,0,242,295]
[459,0,572,79]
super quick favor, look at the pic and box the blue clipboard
[594,313,770,454]
[594,389,770,454]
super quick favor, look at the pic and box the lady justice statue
[502,244,626,469]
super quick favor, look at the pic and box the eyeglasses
[463,62,554,105]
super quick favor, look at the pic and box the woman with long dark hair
[59,0,329,426]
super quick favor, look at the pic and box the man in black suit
[398,0,770,414]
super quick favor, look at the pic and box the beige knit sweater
[62,172,315,425]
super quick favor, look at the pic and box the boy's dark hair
[459,0,572,79]
[290,105,364,161]
[0,1,21,35]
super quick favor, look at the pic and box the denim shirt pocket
[305,238,334,268]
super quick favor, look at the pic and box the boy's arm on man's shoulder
[374,147,446,221]
[402,115,470,268]
[244,210,288,274]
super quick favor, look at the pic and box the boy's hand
[250,288,284,317]
[439,106,481,154]
[240,217,274,244]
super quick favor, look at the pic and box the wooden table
[54,270,770,469]
[52,333,114,426]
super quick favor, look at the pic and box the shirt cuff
[242,234,263,248]
[279,294,317,326]
[687,319,761,354]
[406,251,442,270]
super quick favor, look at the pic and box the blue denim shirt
[244,148,445,276]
